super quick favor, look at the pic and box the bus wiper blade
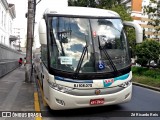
[74,45,88,78]
[98,36,118,75]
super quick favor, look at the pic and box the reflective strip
[55,76,93,83]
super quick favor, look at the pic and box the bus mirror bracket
[61,37,68,43]
[39,19,47,44]
[123,21,143,43]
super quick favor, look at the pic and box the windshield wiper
[98,36,118,75]
[73,45,88,78]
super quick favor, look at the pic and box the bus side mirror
[123,21,143,43]
[39,19,47,44]
[61,37,68,43]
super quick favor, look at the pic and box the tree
[143,0,160,39]
[135,39,160,67]
[96,0,120,9]
[68,0,97,7]
[110,5,132,21]
[68,0,121,8]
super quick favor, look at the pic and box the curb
[133,82,160,92]
[32,72,42,120]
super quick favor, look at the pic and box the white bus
[35,6,142,110]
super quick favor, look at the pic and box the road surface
[37,85,160,120]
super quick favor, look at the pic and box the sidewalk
[0,67,35,120]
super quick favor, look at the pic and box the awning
[9,35,18,42]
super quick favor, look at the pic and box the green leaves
[111,5,132,21]
[68,0,97,7]
[136,40,160,67]
[68,0,122,9]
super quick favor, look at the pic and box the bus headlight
[118,80,131,88]
[49,81,73,93]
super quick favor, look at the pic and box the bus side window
[41,44,48,68]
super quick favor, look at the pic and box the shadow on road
[42,105,124,117]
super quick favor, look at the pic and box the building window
[1,36,3,44]
[0,4,2,25]
[1,11,3,26]
[10,21,12,33]
[4,37,5,45]
[3,15,6,29]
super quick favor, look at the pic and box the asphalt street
[0,68,159,120]
[38,85,160,120]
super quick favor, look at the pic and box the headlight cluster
[48,81,73,93]
[118,80,131,88]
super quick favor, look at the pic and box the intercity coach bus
[35,6,142,110]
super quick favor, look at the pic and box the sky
[7,0,27,28]
[7,0,28,47]
[7,0,68,48]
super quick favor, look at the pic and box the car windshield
[49,17,130,73]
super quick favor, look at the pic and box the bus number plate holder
[90,98,104,105]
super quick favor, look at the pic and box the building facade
[13,28,26,51]
[131,0,160,39]
[0,0,25,78]
[0,0,16,49]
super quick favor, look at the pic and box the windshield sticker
[103,79,114,87]
[98,61,105,70]
[59,56,72,65]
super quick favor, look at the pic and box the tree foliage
[68,0,97,7]
[96,0,121,9]
[136,39,160,67]
[68,0,121,9]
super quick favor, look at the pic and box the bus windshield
[49,17,130,74]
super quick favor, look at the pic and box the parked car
[146,60,158,68]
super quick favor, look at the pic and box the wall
[132,0,142,12]
[0,43,25,77]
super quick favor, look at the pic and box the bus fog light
[56,98,65,106]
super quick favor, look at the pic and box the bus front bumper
[47,83,132,110]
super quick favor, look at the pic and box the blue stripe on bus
[55,73,129,83]
[54,76,93,83]
[114,73,129,81]
[103,73,130,87]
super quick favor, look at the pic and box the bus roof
[44,6,120,18]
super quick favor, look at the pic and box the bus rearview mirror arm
[123,21,143,43]
[39,19,47,44]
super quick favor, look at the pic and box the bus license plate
[90,98,104,105]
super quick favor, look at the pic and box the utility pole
[25,0,35,82]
